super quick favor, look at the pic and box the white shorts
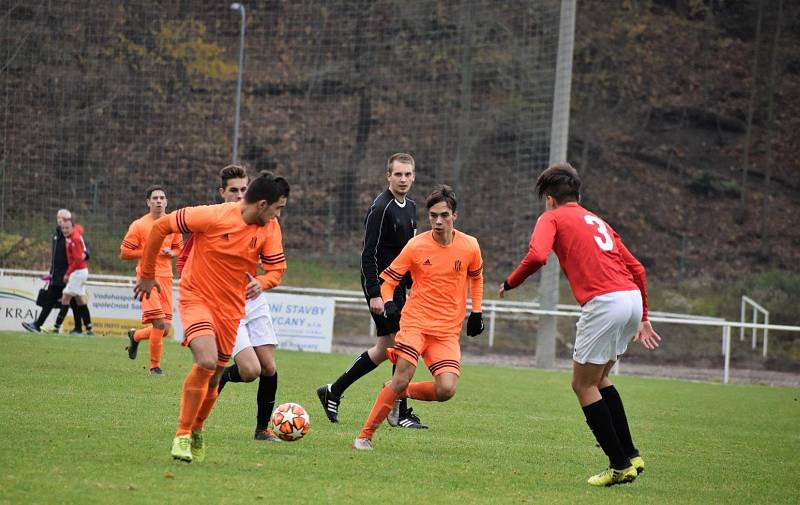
[573,289,642,365]
[63,268,89,297]
[232,303,278,358]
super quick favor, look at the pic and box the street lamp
[230,3,246,164]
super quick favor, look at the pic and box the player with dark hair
[120,185,182,376]
[353,184,484,450]
[134,171,289,462]
[207,166,287,443]
[317,152,427,429]
[499,162,661,487]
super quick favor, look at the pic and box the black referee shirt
[360,189,417,299]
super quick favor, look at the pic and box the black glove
[383,300,400,322]
[467,312,484,337]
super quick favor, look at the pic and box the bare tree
[759,0,784,257]
[452,0,475,198]
[737,0,764,224]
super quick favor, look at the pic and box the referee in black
[317,153,427,428]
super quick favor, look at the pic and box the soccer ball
[271,402,311,441]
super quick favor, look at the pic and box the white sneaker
[352,438,373,451]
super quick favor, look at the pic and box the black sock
[600,385,638,458]
[582,399,630,470]
[257,372,278,430]
[70,299,82,332]
[54,305,70,331]
[330,351,378,398]
[79,305,92,331]
[218,364,243,393]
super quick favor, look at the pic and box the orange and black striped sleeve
[467,240,484,312]
[379,243,414,303]
[257,219,286,291]
[120,219,143,260]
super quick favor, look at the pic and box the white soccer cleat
[352,438,373,451]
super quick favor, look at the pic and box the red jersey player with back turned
[499,163,661,488]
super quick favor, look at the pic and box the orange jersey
[380,230,483,335]
[141,202,286,320]
[120,213,182,278]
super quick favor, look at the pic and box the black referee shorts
[362,283,406,337]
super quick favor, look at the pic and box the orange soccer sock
[176,364,215,436]
[134,327,150,342]
[357,385,400,440]
[191,384,220,433]
[149,327,166,369]
[406,381,438,401]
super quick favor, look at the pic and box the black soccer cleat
[388,402,428,428]
[150,367,165,376]
[316,384,341,423]
[394,407,428,429]
[21,321,41,333]
[126,329,139,360]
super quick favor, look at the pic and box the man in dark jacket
[317,153,427,429]
[22,209,82,333]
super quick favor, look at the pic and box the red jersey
[65,225,88,275]
[505,202,649,319]
[176,234,193,277]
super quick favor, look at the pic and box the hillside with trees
[2,0,798,285]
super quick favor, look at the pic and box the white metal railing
[3,268,799,384]
[740,295,769,358]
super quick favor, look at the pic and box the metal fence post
[723,325,731,384]
[739,297,746,341]
[488,301,496,348]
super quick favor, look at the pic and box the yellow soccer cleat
[587,465,638,487]
[190,431,206,463]
[630,455,645,474]
[171,435,192,462]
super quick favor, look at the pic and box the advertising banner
[0,274,333,353]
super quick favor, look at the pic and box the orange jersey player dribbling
[133,171,290,463]
[120,185,182,376]
[353,185,485,450]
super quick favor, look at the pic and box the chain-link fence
[2,0,564,275]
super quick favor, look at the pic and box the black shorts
[362,283,406,337]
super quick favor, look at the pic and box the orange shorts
[386,327,461,376]
[179,297,240,367]
[141,276,174,324]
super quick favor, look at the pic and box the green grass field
[0,332,797,504]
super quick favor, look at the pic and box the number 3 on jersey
[584,214,614,251]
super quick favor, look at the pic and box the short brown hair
[426,184,457,212]
[219,164,248,189]
[145,184,165,199]
[536,162,581,203]
[386,152,415,172]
